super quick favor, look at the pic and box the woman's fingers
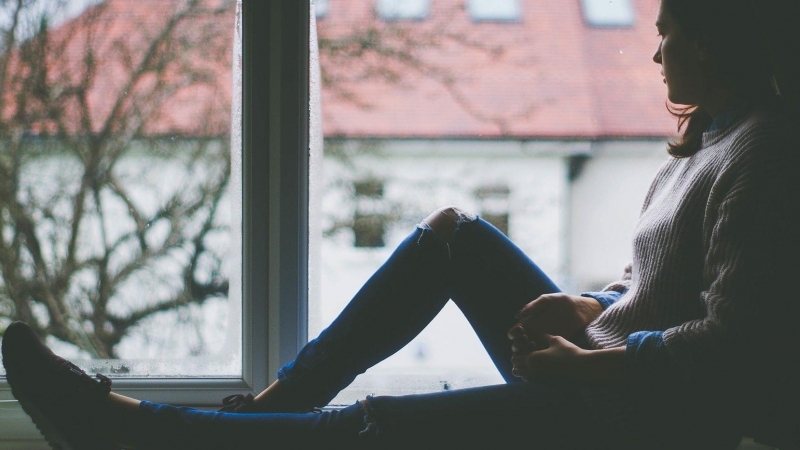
[515,295,551,319]
[512,353,539,380]
[507,324,525,340]
[511,335,534,352]
[527,331,554,347]
[511,353,530,368]
[515,302,538,319]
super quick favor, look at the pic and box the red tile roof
[18,0,675,139]
[318,0,674,138]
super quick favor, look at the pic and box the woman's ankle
[108,392,142,412]
[103,393,143,448]
[252,379,310,413]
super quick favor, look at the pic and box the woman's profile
[3,0,799,448]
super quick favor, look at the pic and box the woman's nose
[653,42,662,64]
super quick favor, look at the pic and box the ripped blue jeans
[133,217,620,449]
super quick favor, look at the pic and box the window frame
[0,0,310,409]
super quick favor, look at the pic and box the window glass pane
[582,0,636,27]
[0,0,241,378]
[310,0,669,404]
[467,0,521,22]
[376,0,429,21]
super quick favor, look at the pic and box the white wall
[313,139,583,402]
[568,139,670,293]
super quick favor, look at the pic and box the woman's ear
[690,31,710,62]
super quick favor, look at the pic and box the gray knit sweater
[583,105,798,381]
[578,106,800,447]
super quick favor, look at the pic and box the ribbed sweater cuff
[581,291,623,310]
[626,331,677,381]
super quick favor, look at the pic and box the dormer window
[467,0,521,22]
[315,0,329,19]
[581,0,635,27]
[376,0,429,21]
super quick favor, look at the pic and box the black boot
[2,321,117,450]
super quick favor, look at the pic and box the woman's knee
[421,206,476,243]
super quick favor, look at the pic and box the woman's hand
[508,293,603,342]
[509,332,628,383]
[510,333,586,380]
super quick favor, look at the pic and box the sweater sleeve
[580,290,624,310]
[661,129,800,381]
[626,331,679,381]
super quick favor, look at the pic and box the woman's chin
[666,90,698,107]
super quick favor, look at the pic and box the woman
[3,0,798,448]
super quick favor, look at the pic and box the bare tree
[0,0,519,357]
[0,0,234,358]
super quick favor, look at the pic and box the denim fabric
[580,290,624,310]
[133,219,626,448]
[277,218,562,407]
[135,381,618,449]
[135,400,369,449]
[362,380,618,449]
[626,331,676,382]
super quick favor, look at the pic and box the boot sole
[11,385,117,450]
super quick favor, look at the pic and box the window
[474,185,511,236]
[3,1,681,444]
[310,0,671,406]
[0,0,241,379]
[581,0,636,27]
[376,0,429,21]
[467,0,521,22]
[353,179,387,248]
[315,0,329,19]
[1,0,310,418]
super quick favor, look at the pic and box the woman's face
[653,2,707,105]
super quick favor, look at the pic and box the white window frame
[0,0,311,409]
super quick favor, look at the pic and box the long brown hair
[662,0,788,157]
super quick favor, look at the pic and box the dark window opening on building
[474,185,511,236]
[482,212,510,236]
[353,179,387,247]
[354,179,384,198]
[353,213,386,247]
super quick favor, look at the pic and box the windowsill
[0,399,779,449]
[0,400,49,448]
